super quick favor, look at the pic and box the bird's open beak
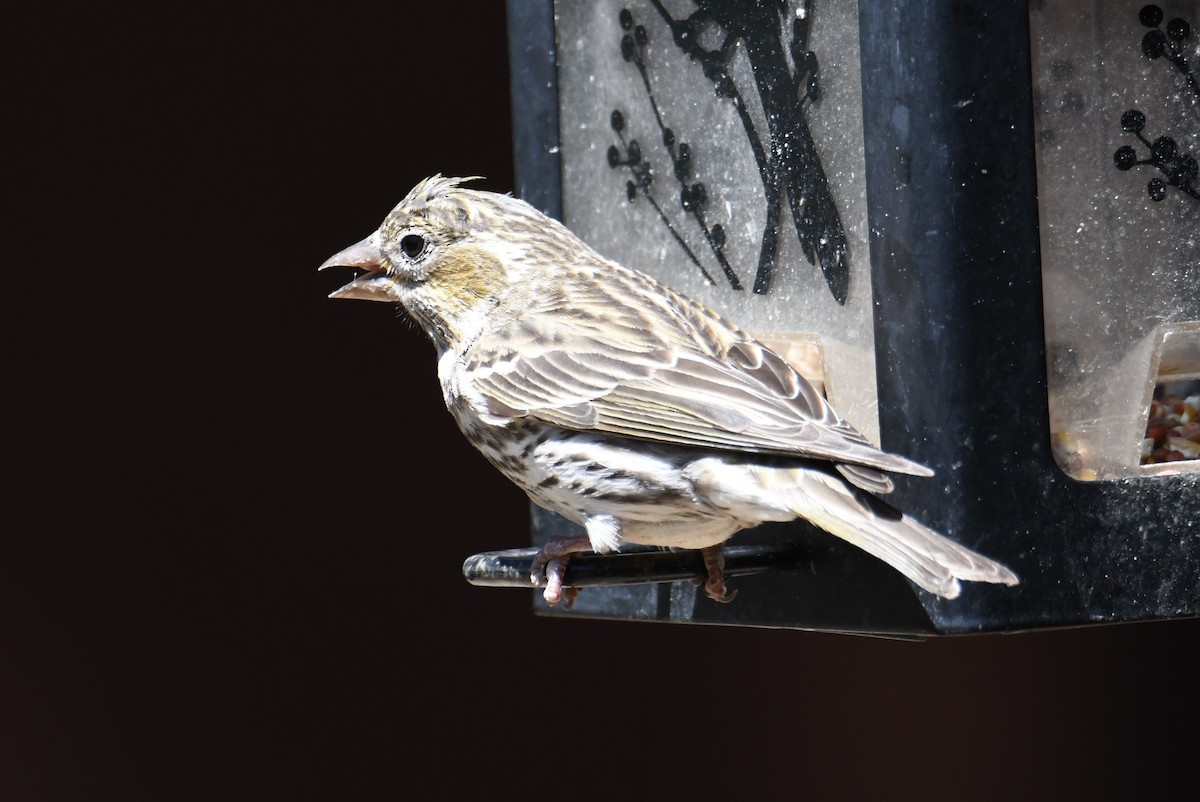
[318,232,398,302]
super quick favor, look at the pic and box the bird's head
[320,175,554,352]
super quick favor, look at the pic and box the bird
[319,175,1018,606]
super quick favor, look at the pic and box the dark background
[6,4,1197,800]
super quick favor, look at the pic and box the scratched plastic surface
[1030,1,1200,479]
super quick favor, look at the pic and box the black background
[6,4,1198,800]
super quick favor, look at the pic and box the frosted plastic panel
[554,0,880,443]
[1029,1,1199,479]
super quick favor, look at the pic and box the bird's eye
[400,234,426,259]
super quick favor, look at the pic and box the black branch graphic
[608,12,738,289]
[606,1,850,301]
[1113,5,1199,203]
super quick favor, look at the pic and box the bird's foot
[700,545,737,603]
[530,536,591,608]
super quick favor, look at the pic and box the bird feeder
[468,0,1199,634]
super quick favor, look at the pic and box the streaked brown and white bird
[320,175,1018,606]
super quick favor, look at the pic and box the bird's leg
[700,545,737,603]
[530,535,591,607]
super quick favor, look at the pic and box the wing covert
[463,283,931,478]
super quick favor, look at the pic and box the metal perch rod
[462,543,806,590]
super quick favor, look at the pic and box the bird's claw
[703,577,737,604]
[533,558,581,609]
[530,536,591,608]
[541,556,567,606]
[700,545,736,603]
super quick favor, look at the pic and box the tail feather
[781,470,1019,599]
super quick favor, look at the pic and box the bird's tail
[768,467,1019,599]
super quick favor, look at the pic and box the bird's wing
[464,280,931,480]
